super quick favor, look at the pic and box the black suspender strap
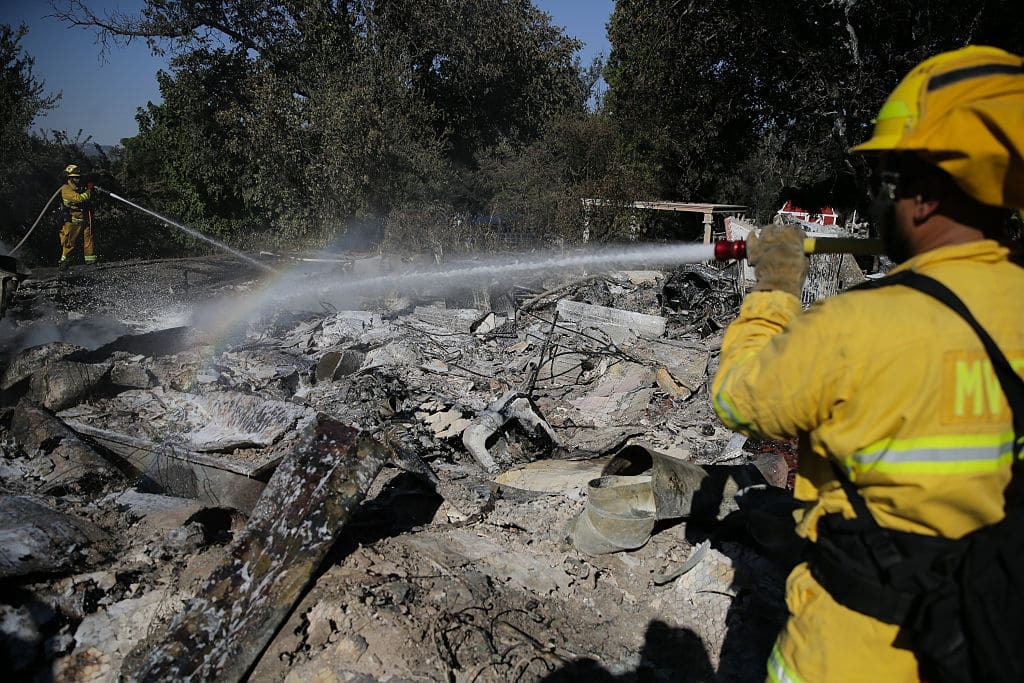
[874,271,1023,459]
[849,269,1024,503]
[810,268,1024,629]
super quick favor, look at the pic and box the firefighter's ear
[911,193,940,223]
[905,165,943,223]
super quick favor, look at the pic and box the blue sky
[1,1,614,146]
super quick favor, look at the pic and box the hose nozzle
[714,237,884,261]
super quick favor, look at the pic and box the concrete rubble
[0,253,828,681]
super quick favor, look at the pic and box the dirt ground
[0,252,796,682]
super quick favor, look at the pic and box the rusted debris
[571,474,658,555]
[123,416,387,682]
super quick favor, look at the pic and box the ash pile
[0,254,808,682]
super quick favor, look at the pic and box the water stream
[96,186,729,332]
[182,240,723,340]
[278,241,718,303]
[96,187,277,274]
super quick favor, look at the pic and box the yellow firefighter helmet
[850,45,1024,209]
[64,164,81,177]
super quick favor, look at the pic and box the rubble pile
[0,255,804,682]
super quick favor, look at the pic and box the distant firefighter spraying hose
[58,165,96,269]
[93,186,276,274]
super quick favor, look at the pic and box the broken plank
[123,415,387,683]
[556,299,666,340]
[412,305,483,333]
[62,420,278,477]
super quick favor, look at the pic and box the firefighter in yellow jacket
[712,46,1024,682]
[59,164,97,269]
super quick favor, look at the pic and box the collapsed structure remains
[0,245,867,682]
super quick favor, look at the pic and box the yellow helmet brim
[849,46,1024,208]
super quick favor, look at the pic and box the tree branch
[47,0,266,62]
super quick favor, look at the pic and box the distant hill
[80,143,120,160]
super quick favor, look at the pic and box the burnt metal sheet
[63,420,274,514]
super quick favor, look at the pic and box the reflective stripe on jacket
[712,239,1023,541]
[61,182,91,224]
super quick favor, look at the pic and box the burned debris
[0,251,845,682]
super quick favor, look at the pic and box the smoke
[0,313,132,361]
[324,216,384,252]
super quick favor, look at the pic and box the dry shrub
[382,202,529,258]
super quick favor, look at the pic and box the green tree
[0,24,62,256]
[54,0,589,250]
[479,110,659,244]
[605,0,1024,220]
[0,25,57,167]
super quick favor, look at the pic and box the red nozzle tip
[714,240,746,261]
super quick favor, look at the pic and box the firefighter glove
[87,182,94,192]
[747,225,808,297]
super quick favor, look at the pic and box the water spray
[87,185,880,289]
[93,186,276,274]
[176,231,886,350]
[264,236,885,307]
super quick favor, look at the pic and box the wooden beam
[123,416,387,682]
[580,198,747,214]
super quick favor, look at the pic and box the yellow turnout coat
[712,240,1024,682]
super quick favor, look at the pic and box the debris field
[0,251,855,682]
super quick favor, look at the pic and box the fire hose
[9,187,63,255]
